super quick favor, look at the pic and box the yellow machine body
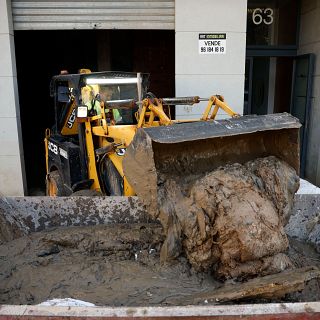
[77,95,241,196]
[45,71,301,198]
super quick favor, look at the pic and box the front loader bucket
[123,113,301,218]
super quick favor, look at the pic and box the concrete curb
[0,196,150,242]
[1,302,320,318]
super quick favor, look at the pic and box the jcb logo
[67,108,76,129]
[48,141,58,155]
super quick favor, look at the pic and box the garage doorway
[14,30,175,195]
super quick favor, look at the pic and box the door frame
[244,57,254,115]
[291,53,315,178]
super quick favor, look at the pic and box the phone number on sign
[200,46,225,53]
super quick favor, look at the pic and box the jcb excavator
[45,70,301,214]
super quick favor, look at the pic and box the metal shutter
[11,0,175,30]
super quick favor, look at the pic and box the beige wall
[0,0,26,195]
[175,0,247,120]
[299,0,320,186]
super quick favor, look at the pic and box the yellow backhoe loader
[44,70,301,212]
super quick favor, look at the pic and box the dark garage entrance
[14,30,175,195]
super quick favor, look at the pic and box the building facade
[0,0,319,195]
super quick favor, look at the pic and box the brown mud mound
[0,224,219,306]
[157,156,300,279]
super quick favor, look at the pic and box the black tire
[71,189,101,196]
[103,158,123,196]
[46,171,66,196]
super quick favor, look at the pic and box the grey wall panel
[175,74,245,120]
[298,0,320,186]
[0,0,26,196]
[12,1,175,30]
[176,0,247,32]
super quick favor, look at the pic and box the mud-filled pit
[1,156,320,306]
[1,223,320,306]
[0,223,220,306]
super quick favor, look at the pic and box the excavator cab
[45,71,150,196]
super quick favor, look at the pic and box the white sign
[199,33,226,55]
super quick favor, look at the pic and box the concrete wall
[0,0,26,195]
[298,0,320,186]
[175,0,247,120]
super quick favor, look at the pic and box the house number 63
[252,8,274,25]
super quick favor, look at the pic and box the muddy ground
[1,156,318,306]
[1,222,320,306]
[0,223,218,306]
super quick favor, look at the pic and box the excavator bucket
[123,113,301,218]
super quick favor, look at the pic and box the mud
[157,156,300,279]
[0,155,305,305]
[177,266,320,305]
[0,223,219,306]
[1,223,320,306]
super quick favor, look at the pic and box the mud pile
[157,156,300,279]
